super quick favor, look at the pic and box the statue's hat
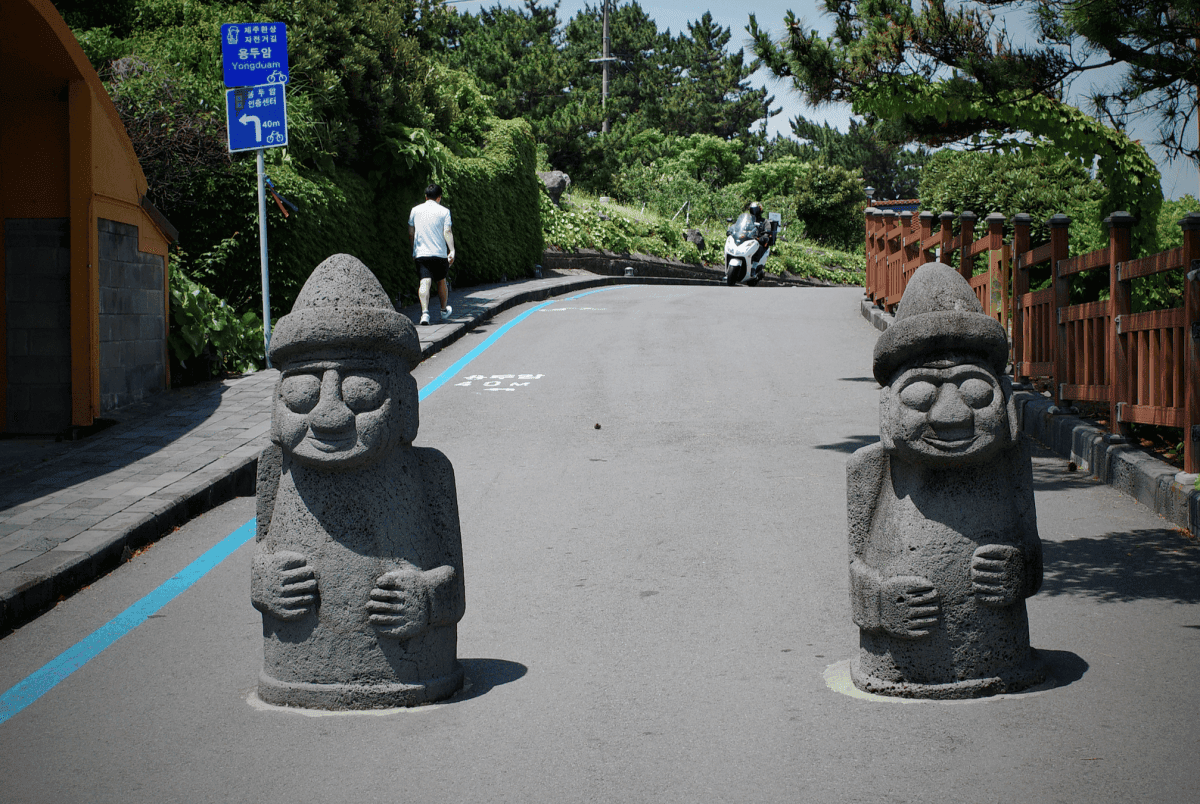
[873,261,1008,385]
[268,254,421,369]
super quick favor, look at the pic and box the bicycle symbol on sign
[266,130,284,144]
[266,70,288,84]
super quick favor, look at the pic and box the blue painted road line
[0,283,631,726]
[419,285,627,401]
[0,519,256,726]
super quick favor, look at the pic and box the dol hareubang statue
[251,254,465,709]
[847,262,1045,698]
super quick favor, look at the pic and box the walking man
[408,183,455,325]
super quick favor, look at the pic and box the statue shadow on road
[1035,649,1089,690]
[814,435,878,454]
[450,658,528,703]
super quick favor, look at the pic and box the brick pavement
[0,370,276,632]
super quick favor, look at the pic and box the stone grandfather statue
[847,262,1045,698]
[251,254,466,709]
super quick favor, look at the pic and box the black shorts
[416,256,449,283]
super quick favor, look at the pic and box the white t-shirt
[408,199,452,259]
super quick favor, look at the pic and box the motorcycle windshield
[731,213,758,244]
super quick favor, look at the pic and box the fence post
[872,209,886,304]
[1050,214,1071,407]
[1011,214,1033,383]
[918,211,936,265]
[883,210,900,311]
[938,211,955,263]
[864,206,878,301]
[901,210,919,297]
[959,211,978,281]
[1181,213,1200,473]
[1106,212,1135,440]
[985,212,1006,323]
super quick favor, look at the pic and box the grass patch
[543,189,866,286]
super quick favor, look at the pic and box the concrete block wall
[4,218,72,434]
[97,218,166,412]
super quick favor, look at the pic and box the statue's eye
[959,377,995,408]
[898,380,937,411]
[280,374,320,413]
[341,374,385,413]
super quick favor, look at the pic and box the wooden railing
[865,209,1012,327]
[864,207,1200,472]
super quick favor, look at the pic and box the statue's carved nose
[310,369,355,433]
[928,385,972,435]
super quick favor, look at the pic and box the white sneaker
[419,312,430,326]
[440,305,453,320]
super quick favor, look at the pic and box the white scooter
[723,211,780,286]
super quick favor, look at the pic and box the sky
[449,0,1199,200]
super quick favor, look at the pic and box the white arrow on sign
[238,114,262,142]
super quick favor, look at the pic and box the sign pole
[257,147,272,366]
[222,22,288,369]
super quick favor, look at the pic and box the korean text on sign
[221,22,289,88]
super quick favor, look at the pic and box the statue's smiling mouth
[924,429,977,449]
[308,432,356,451]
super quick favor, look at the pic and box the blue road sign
[226,84,288,152]
[221,22,288,88]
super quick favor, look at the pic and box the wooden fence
[863,206,1200,473]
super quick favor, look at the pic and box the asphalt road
[1,285,1198,803]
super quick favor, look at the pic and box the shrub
[794,163,865,250]
[770,239,865,285]
[917,147,1107,251]
[1157,195,1200,251]
[168,260,265,384]
[541,195,702,264]
[729,157,809,203]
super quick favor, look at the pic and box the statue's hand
[972,545,1024,607]
[251,551,318,620]
[367,569,430,639]
[879,576,940,638]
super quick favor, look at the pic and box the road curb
[0,455,257,635]
[860,297,1200,535]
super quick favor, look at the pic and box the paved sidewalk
[0,270,720,633]
[0,372,274,633]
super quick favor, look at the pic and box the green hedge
[439,117,544,285]
[191,117,544,319]
[181,161,412,320]
[268,165,410,311]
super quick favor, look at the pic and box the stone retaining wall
[98,218,166,412]
[4,218,72,433]
[540,249,835,288]
[541,249,723,282]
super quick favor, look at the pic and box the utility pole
[602,0,610,133]
[589,0,617,134]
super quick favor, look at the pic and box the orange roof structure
[1,0,175,431]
